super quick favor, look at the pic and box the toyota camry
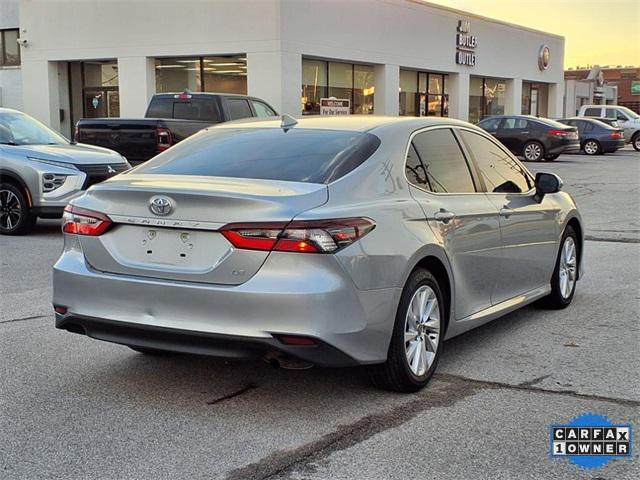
[52,116,583,392]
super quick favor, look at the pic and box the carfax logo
[550,413,632,469]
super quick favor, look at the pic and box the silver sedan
[52,116,583,392]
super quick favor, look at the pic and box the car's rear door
[496,117,529,153]
[457,128,559,303]
[406,127,502,319]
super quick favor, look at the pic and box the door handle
[520,131,530,134]
[499,207,513,218]
[434,210,456,223]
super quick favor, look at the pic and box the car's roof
[214,115,473,132]
[0,107,22,114]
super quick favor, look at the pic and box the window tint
[478,118,501,130]
[501,118,528,129]
[405,143,428,186]
[459,130,531,194]
[173,100,219,121]
[136,128,381,184]
[145,98,220,122]
[145,98,173,118]
[410,129,475,193]
[228,99,253,120]
[605,108,617,119]
[584,107,601,117]
[583,121,594,133]
[251,100,276,118]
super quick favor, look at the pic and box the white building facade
[10,0,565,138]
[0,0,21,110]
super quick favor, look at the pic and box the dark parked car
[559,117,625,155]
[75,93,278,165]
[477,115,580,161]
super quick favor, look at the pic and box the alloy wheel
[524,143,542,161]
[0,189,22,231]
[558,236,577,299]
[584,140,599,155]
[404,285,441,376]
[634,135,640,151]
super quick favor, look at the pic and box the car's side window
[614,109,628,121]
[405,143,429,187]
[605,108,618,119]
[409,129,476,193]
[501,118,527,130]
[584,107,601,117]
[227,99,253,120]
[583,121,594,133]
[458,130,531,194]
[479,118,500,130]
[251,101,277,118]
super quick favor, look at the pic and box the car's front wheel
[632,132,640,151]
[0,183,36,235]
[540,225,579,309]
[369,268,444,392]
[523,141,544,161]
[583,140,601,155]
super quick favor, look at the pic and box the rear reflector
[62,205,112,236]
[277,335,317,346]
[610,131,623,139]
[220,218,375,253]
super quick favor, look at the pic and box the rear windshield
[146,98,220,122]
[135,128,381,184]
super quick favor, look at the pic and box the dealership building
[2,0,565,138]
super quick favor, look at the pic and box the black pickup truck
[75,93,278,165]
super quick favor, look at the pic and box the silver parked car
[0,108,130,234]
[53,116,583,392]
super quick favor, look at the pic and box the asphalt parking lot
[1,147,638,479]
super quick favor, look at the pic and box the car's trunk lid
[74,174,328,285]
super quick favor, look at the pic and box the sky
[426,0,640,68]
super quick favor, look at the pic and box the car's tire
[369,268,445,393]
[632,132,640,151]
[544,153,560,161]
[522,141,545,161]
[583,139,601,155]
[540,225,579,309]
[128,346,174,356]
[0,182,36,235]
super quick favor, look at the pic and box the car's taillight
[220,218,375,253]
[62,205,112,236]
[156,127,172,152]
[548,129,570,136]
[610,131,623,139]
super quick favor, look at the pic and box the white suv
[578,105,640,151]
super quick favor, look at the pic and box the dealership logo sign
[538,44,550,70]
[455,20,477,67]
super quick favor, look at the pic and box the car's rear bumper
[55,314,360,367]
[52,237,400,365]
[599,139,626,151]
[548,141,580,155]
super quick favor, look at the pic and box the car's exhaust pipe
[264,350,314,370]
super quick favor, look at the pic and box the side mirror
[535,172,563,197]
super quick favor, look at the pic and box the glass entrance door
[83,87,119,118]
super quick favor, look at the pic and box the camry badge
[149,195,173,216]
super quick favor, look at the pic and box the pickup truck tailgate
[77,121,158,164]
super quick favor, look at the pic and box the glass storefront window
[522,82,532,115]
[468,76,484,124]
[301,58,374,115]
[399,70,417,116]
[203,56,247,94]
[354,64,374,114]
[484,78,506,117]
[155,55,247,94]
[328,62,353,101]
[302,59,328,115]
[400,70,448,117]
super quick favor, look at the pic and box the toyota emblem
[149,195,173,216]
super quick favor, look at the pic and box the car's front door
[496,117,529,154]
[406,127,502,320]
[606,107,633,141]
[457,128,559,303]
